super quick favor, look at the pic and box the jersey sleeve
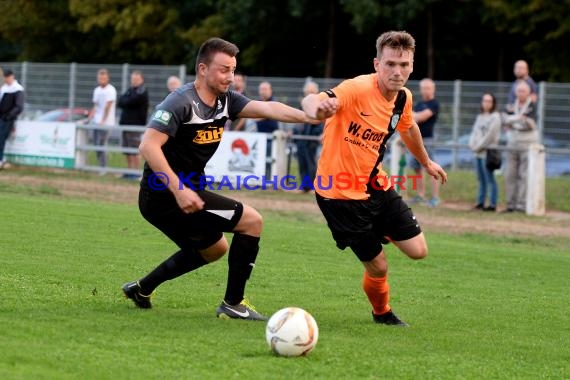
[320,78,359,109]
[148,92,189,137]
[396,87,415,132]
[227,90,251,120]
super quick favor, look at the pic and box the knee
[239,206,263,236]
[409,243,428,260]
[251,210,263,234]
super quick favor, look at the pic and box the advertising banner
[205,131,267,185]
[4,121,76,168]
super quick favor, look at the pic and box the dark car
[36,108,89,122]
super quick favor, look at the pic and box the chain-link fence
[1,61,568,172]
[0,61,185,119]
[247,78,568,146]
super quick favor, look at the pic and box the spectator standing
[88,69,117,170]
[507,60,538,104]
[256,81,279,133]
[118,70,149,179]
[502,80,538,213]
[167,76,182,93]
[408,78,440,207]
[227,72,247,131]
[295,80,323,192]
[0,69,25,169]
[233,72,246,95]
[256,81,279,176]
[468,93,501,211]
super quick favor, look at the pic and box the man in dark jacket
[295,80,323,192]
[118,70,149,178]
[0,69,25,169]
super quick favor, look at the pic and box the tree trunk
[426,6,434,78]
[497,45,504,81]
[324,1,336,78]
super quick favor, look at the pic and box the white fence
[5,120,547,215]
[1,61,569,149]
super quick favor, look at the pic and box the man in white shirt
[88,68,117,169]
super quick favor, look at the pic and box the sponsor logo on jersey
[193,126,224,144]
[390,114,400,130]
[152,110,172,126]
[346,121,385,142]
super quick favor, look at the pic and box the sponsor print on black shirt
[141,83,250,190]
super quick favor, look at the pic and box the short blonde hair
[376,31,416,59]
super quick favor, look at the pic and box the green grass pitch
[0,192,569,379]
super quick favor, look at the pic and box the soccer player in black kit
[122,38,319,320]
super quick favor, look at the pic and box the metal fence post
[121,63,129,94]
[179,64,187,83]
[271,130,288,189]
[537,81,546,144]
[21,61,28,89]
[389,137,405,192]
[68,62,77,121]
[451,79,462,170]
[75,126,88,169]
[526,143,545,216]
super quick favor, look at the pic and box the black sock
[139,249,208,295]
[224,234,260,305]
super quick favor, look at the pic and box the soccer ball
[265,307,319,357]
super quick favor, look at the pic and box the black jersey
[141,83,250,191]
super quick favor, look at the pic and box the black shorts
[122,131,141,152]
[139,189,244,250]
[316,189,422,262]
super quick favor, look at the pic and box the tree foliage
[0,0,568,81]
[482,0,570,81]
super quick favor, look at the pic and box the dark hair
[481,93,497,112]
[376,31,416,58]
[195,37,239,74]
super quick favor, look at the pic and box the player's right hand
[316,98,338,119]
[175,187,205,214]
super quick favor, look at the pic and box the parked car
[387,133,570,177]
[36,108,89,122]
[33,107,123,145]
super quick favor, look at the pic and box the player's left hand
[316,98,338,120]
[423,160,448,185]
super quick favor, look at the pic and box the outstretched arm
[400,123,448,184]
[238,100,319,124]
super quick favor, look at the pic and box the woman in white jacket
[468,93,502,211]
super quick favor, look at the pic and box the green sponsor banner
[5,121,76,169]
[5,154,75,168]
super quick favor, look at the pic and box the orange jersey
[314,74,414,200]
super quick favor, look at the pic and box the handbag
[485,149,502,171]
